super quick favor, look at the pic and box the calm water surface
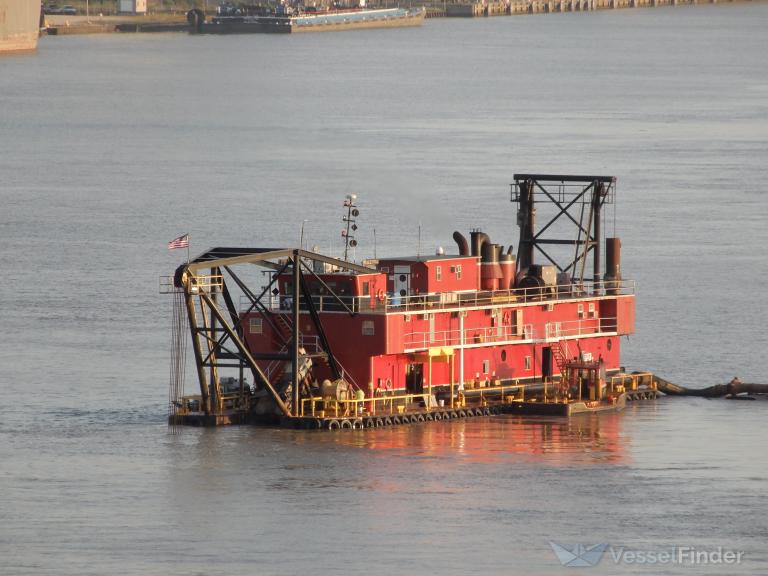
[1,5,768,575]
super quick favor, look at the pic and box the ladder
[552,341,569,375]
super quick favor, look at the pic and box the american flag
[168,234,190,250]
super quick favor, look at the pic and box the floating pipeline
[648,375,768,399]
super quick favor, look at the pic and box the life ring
[503,311,510,324]
[384,378,393,391]
[376,290,386,303]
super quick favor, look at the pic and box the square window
[456,264,462,280]
[577,303,585,319]
[362,281,370,296]
[436,266,442,282]
[249,317,263,334]
[588,302,596,318]
[362,320,375,336]
[482,359,490,374]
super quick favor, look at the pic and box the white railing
[385,279,634,313]
[402,317,617,350]
[159,275,179,294]
[158,274,223,295]
[240,294,384,314]
[236,279,634,316]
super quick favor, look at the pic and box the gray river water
[2,5,768,575]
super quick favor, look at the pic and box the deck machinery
[167,174,652,428]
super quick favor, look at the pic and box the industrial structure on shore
[0,0,41,53]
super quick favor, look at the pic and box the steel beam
[592,182,604,290]
[292,252,301,418]
[198,292,291,417]
[187,248,376,275]
[184,292,210,414]
[514,174,615,184]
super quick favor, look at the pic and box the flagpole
[186,234,190,265]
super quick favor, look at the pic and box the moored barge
[187,6,426,34]
[166,174,659,429]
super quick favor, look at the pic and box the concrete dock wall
[446,0,726,16]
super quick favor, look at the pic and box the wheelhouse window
[249,317,263,334]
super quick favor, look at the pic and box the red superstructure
[170,173,636,425]
[241,174,634,399]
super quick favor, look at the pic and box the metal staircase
[552,341,569,375]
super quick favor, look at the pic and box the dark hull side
[500,393,627,416]
[195,10,425,35]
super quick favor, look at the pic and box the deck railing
[402,316,618,350]
[299,381,535,418]
[244,278,634,315]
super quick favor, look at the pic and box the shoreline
[42,0,766,36]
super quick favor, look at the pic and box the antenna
[342,194,359,262]
[417,222,422,260]
[373,228,377,260]
[299,219,309,250]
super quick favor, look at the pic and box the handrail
[402,317,618,350]
[158,274,223,294]
[610,371,655,391]
[300,392,430,418]
[385,279,635,313]
[247,278,634,315]
[299,382,532,418]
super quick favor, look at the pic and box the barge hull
[196,8,425,34]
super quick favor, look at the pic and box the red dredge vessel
[168,174,655,429]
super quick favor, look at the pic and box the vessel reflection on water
[289,412,629,465]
